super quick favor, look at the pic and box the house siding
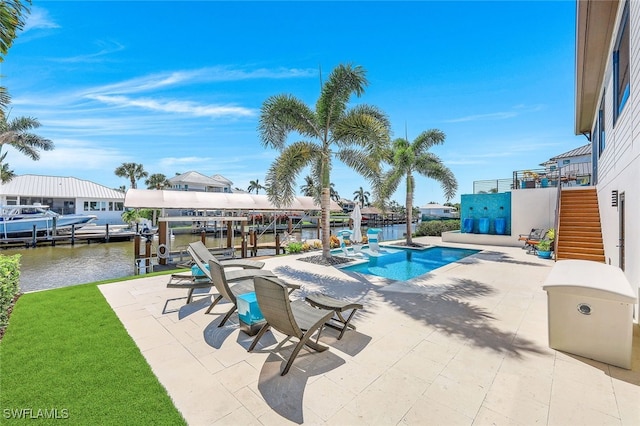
[587,0,640,314]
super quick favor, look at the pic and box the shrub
[1,254,21,335]
[301,242,311,251]
[330,235,340,249]
[414,220,461,237]
[285,242,303,254]
[312,240,322,250]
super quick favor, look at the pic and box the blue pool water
[341,246,480,281]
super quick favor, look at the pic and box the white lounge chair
[367,228,382,252]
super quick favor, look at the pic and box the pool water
[340,246,480,281]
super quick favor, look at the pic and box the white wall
[586,0,640,318]
[511,188,557,238]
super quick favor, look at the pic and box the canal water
[6,224,414,293]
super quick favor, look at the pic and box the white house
[576,0,638,312]
[418,203,459,221]
[168,171,233,193]
[0,175,125,225]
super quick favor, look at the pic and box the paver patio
[99,237,640,425]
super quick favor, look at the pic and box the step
[556,247,605,257]
[555,252,605,262]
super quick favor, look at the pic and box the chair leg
[205,295,223,314]
[217,305,236,327]
[336,310,358,340]
[248,323,271,352]
[281,323,329,375]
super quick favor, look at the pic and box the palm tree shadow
[379,278,545,356]
[275,265,544,357]
[255,340,346,424]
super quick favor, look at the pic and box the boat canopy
[124,189,341,212]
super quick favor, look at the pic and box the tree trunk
[406,175,413,246]
[321,188,331,259]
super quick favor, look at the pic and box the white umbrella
[350,204,362,243]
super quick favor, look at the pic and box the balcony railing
[473,163,593,193]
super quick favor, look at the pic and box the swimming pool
[340,246,480,281]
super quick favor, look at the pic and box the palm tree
[0,1,29,58]
[380,130,457,246]
[247,179,265,194]
[259,64,390,259]
[0,1,31,112]
[329,183,340,203]
[299,175,318,200]
[145,173,170,190]
[353,186,370,208]
[0,115,54,172]
[0,153,15,183]
[114,162,148,189]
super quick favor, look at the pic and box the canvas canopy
[124,189,341,211]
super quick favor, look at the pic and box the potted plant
[536,228,555,258]
[537,239,553,259]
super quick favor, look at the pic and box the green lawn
[0,277,185,424]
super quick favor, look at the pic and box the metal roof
[0,175,125,199]
[168,171,231,186]
[124,189,341,211]
[550,143,592,161]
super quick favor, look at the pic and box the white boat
[0,204,98,238]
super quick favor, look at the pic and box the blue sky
[3,1,585,205]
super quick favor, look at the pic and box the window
[598,94,606,155]
[613,1,630,123]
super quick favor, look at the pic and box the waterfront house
[168,171,233,193]
[418,203,459,221]
[575,0,638,317]
[0,174,125,225]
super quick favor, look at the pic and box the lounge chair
[205,259,300,327]
[188,241,265,270]
[367,228,382,252]
[248,276,335,375]
[337,229,352,256]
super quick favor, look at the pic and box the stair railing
[553,166,564,260]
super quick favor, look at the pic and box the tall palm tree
[145,173,170,190]
[115,162,148,189]
[259,64,390,259]
[353,186,370,207]
[0,115,54,170]
[247,179,265,194]
[380,130,457,246]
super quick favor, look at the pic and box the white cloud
[445,104,546,123]
[87,95,255,118]
[54,40,125,63]
[22,7,60,33]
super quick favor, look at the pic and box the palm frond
[259,94,318,150]
[316,64,368,132]
[413,129,446,152]
[265,141,319,207]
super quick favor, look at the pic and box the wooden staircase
[556,188,605,262]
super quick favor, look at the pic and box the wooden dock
[0,229,137,249]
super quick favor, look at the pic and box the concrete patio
[99,237,640,425]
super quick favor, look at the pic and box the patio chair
[189,241,265,270]
[524,229,552,254]
[205,259,300,326]
[248,276,335,375]
[518,228,545,251]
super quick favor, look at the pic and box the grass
[0,276,185,424]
